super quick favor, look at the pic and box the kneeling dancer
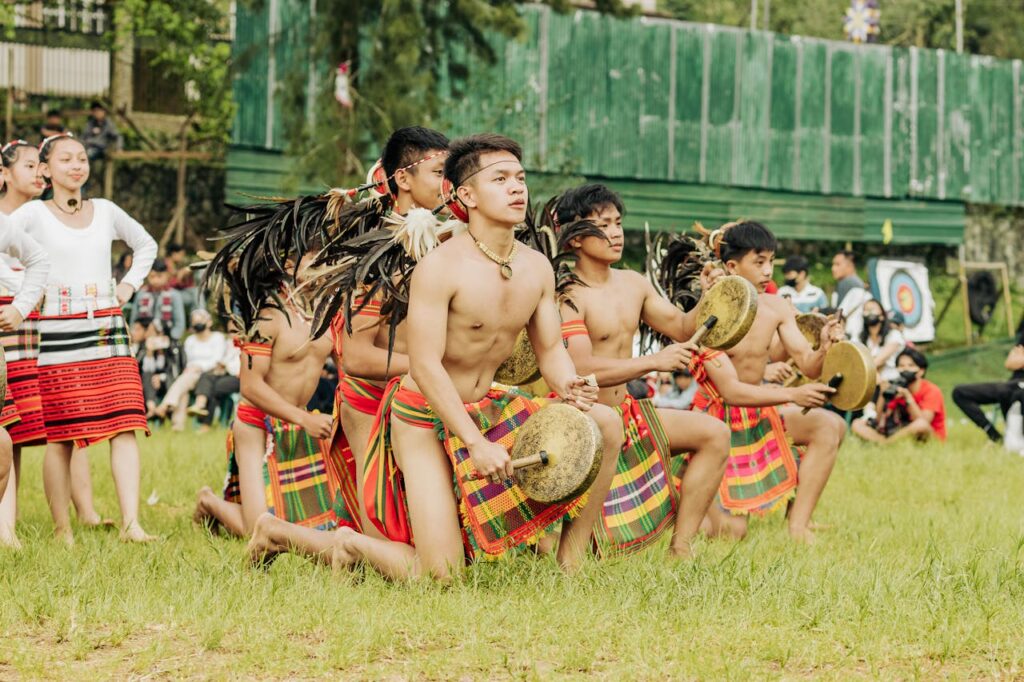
[337,134,623,579]
[549,183,729,558]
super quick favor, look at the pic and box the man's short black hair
[90,101,105,111]
[719,221,778,263]
[150,259,168,274]
[380,126,450,195]
[897,347,928,372]
[166,242,185,255]
[783,255,809,274]
[444,133,523,188]
[672,368,692,380]
[45,108,62,119]
[555,183,624,226]
[836,249,857,266]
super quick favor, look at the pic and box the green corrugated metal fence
[228,3,996,242]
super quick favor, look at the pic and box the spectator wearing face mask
[860,299,905,383]
[152,309,226,430]
[654,369,698,410]
[777,255,828,313]
[852,347,946,443]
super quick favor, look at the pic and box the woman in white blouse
[10,133,157,543]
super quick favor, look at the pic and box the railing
[14,1,108,35]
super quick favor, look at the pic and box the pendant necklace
[470,231,518,279]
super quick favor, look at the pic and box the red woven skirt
[37,355,149,447]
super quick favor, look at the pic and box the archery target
[889,270,924,327]
[868,258,935,343]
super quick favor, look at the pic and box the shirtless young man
[691,222,846,543]
[193,249,338,537]
[336,127,448,535]
[553,184,729,559]
[244,128,451,561]
[322,134,624,580]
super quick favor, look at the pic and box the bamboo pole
[959,248,972,346]
[1000,263,1014,337]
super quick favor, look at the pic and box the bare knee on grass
[233,420,269,536]
[391,416,463,581]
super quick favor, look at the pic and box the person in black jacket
[952,320,1024,442]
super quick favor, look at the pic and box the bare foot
[329,526,360,573]
[0,526,22,550]
[81,516,117,529]
[788,524,817,544]
[193,487,221,532]
[247,513,287,569]
[808,520,833,532]
[668,539,696,561]
[120,521,158,543]
[55,527,74,546]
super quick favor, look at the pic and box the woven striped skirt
[0,296,47,445]
[223,404,359,531]
[36,307,148,446]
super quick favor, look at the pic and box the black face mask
[783,277,798,288]
[865,315,882,326]
[193,323,208,332]
[899,370,919,383]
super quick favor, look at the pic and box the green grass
[3,346,1024,679]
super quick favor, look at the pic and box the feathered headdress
[200,190,389,341]
[519,193,613,312]
[299,207,464,357]
[638,222,713,352]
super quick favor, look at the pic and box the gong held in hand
[462,403,604,504]
[693,275,758,350]
[494,329,542,387]
[801,340,877,414]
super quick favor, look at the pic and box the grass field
[2,344,1024,679]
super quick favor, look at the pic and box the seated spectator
[831,249,870,340]
[134,318,174,417]
[80,101,122,162]
[852,348,946,443]
[131,259,186,342]
[153,309,227,431]
[889,310,915,348]
[40,109,64,139]
[952,337,1024,443]
[778,255,828,313]
[654,369,698,410]
[860,299,905,383]
[164,242,199,311]
[187,336,241,433]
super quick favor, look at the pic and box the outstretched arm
[704,351,833,409]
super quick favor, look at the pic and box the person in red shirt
[852,347,946,442]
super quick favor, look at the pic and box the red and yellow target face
[888,270,923,327]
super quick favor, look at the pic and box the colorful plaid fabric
[363,379,587,557]
[690,349,799,515]
[363,377,418,545]
[223,408,359,531]
[338,376,387,416]
[595,394,680,554]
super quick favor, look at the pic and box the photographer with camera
[852,347,947,443]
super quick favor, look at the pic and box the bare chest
[576,286,643,352]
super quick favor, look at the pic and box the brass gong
[694,275,758,350]
[494,329,542,387]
